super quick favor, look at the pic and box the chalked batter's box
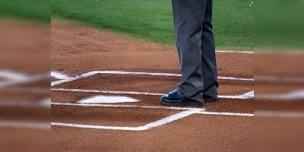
[51,103,194,131]
[51,71,253,97]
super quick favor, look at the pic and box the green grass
[0,0,49,23]
[52,0,254,50]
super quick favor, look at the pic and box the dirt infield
[49,20,255,152]
[51,20,254,77]
[1,18,303,152]
[0,19,49,73]
[51,116,253,152]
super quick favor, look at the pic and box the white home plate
[78,95,139,104]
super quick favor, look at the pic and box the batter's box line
[50,70,254,87]
[51,88,254,100]
[51,70,254,100]
[51,102,254,117]
[51,108,202,131]
[0,70,49,89]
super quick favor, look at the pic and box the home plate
[78,95,139,104]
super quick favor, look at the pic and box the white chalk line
[0,70,29,81]
[51,122,142,131]
[51,78,76,87]
[256,90,304,101]
[51,71,72,80]
[51,70,254,87]
[256,75,304,83]
[51,108,202,131]
[216,50,254,54]
[52,70,304,86]
[52,88,164,96]
[0,101,46,108]
[0,71,49,89]
[0,98,50,108]
[51,102,254,117]
[197,111,254,117]
[51,102,203,111]
[77,70,254,81]
[50,68,254,131]
[135,108,201,130]
[51,103,253,131]
[51,88,254,100]
[0,120,49,130]
[256,110,304,118]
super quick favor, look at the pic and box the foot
[203,96,218,102]
[203,85,218,102]
[160,90,203,107]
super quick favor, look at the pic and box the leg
[172,0,208,102]
[201,0,218,101]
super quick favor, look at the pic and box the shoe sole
[204,98,218,103]
[161,100,203,107]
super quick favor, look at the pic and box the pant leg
[201,0,218,99]
[172,0,208,102]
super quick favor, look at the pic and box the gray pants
[172,0,218,102]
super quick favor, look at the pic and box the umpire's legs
[172,0,209,102]
[201,0,218,100]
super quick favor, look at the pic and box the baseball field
[1,0,304,152]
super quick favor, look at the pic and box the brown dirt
[51,116,253,152]
[256,52,304,76]
[51,20,254,78]
[53,74,253,95]
[256,117,304,152]
[50,19,255,152]
[0,79,49,104]
[0,107,49,121]
[52,106,177,127]
[0,19,49,74]
[0,128,49,152]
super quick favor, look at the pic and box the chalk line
[0,120,49,129]
[0,98,50,108]
[256,110,304,118]
[256,75,304,83]
[0,72,49,89]
[3,87,49,93]
[197,111,254,117]
[51,102,253,131]
[52,108,201,131]
[51,88,254,100]
[51,102,203,111]
[51,88,165,96]
[138,108,202,130]
[256,90,304,101]
[51,71,72,80]
[216,50,254,54]
[51,70,254,86]
[51,71,99,86]
[51,102,254,117]
[0,70,29,81]
[51,122,143,131]
[52,70,304,85]
[84,70,254,82]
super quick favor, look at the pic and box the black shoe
[203,96,218,102]
[203,85,218,102]
[160,90,203,107]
